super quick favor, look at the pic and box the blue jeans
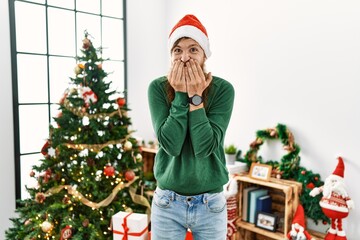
[150,187,227,240]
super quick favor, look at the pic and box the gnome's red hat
[292,204,306,228]
[168,14,211,58]
[331,156,345,180]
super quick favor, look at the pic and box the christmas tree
[6,32,150,240]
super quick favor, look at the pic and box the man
[148,14,235,240]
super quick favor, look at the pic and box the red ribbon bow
[113,212,148,240]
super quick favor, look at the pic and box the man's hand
[185,59,212,97]
[168,60,187,92]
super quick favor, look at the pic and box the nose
[181,52,190,63]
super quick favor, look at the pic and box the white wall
[0,0,16,239]
[127,0,360,238]
[126,0,168,143]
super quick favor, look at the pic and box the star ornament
[47,147,56,157]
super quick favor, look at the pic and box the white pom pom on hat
[168,14,212,58]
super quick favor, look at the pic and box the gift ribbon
[113,212,148,240]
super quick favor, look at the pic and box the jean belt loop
[171,191,175,201]
[203,193,208,204]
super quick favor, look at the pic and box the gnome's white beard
[323,177,347,198]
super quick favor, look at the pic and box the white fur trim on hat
[168,25,211,58]
[328,174,343,182]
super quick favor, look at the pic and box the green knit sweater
[147,76,235,195]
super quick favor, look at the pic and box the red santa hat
[330,156,345,181]
[292,204,306,229]
[288,204,313,240]
[168,14,211,58]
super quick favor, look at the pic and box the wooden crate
[233,174,301,240]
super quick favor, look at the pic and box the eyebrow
[174,43,200,49]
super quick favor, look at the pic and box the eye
[190,47,199,53]
[172,48,182,54]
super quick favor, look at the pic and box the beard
[323,176,347,198]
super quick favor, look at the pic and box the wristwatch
[189,94,203,106]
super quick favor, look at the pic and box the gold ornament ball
[24,219,32,226]
[74,65,82,75]
[135,153,143,162]
[123,141,133,151]
[41,220,53,233]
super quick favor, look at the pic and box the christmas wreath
[241,123,300,179]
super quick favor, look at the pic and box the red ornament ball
[61,225,72,239]
[306,182,315,189]
[117,97,126,107]
[124,170,135,181]
[104,165,115,177]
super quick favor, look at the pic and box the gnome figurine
[286,204,314,240]
[309,157,354,240]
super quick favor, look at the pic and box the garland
[60,137,131,153]
[63,98,123,119]
[43,177,151,213]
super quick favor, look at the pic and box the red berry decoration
[124,170,135,181]
[301,170,306,175]
[104,165,115,177]
[117,97,126,107]
[306,182,315,189]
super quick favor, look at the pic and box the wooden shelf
[233,174,301,239]
[232,174,326,240]
[234,174,300,236]
[236,220,285,240]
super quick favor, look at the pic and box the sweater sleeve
[148,78,189,156]
[189,79,235,158]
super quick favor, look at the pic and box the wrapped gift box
[113,211,148,240]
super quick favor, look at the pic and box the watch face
[191,95,203,106]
